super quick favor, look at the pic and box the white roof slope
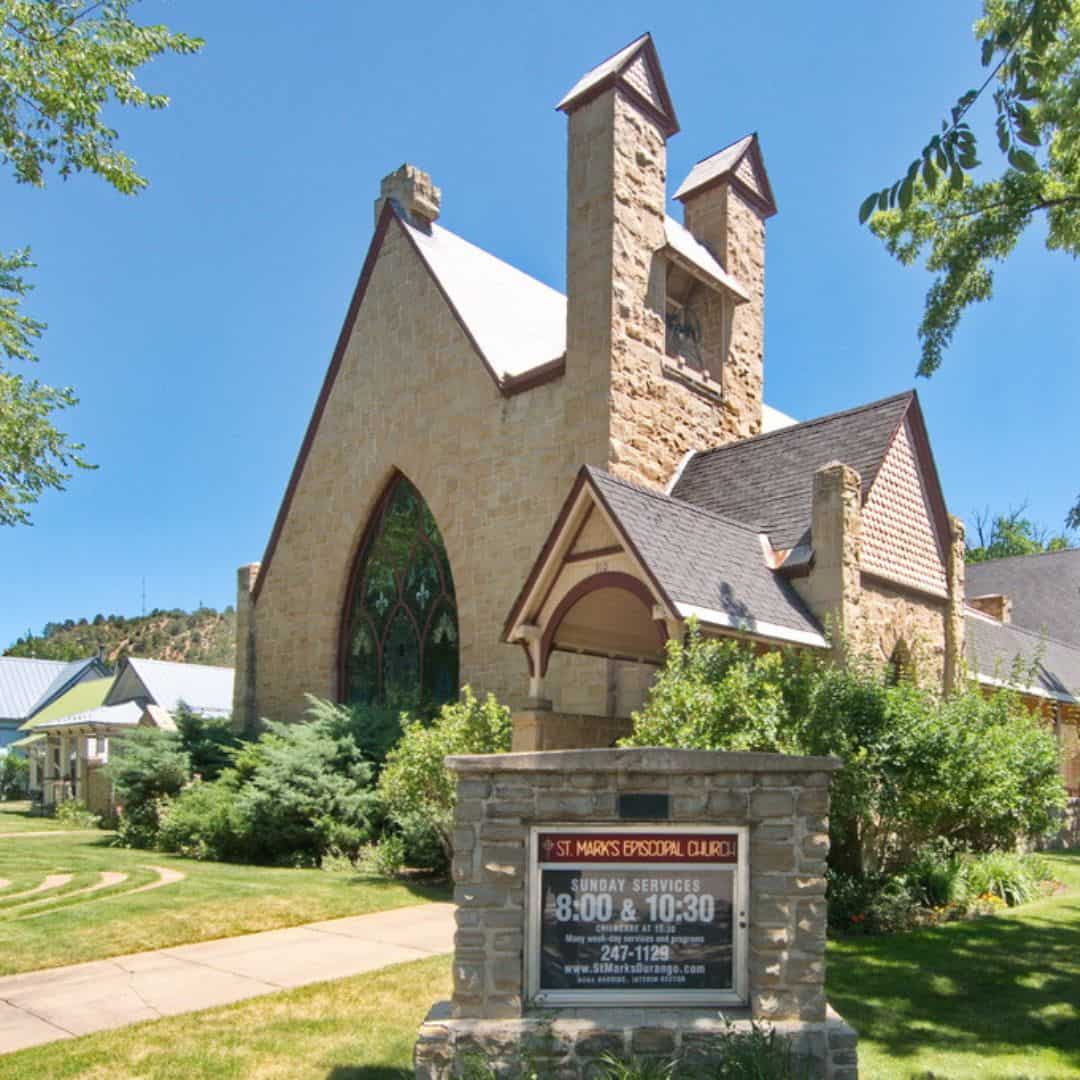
[400,215,567,380]
[0,657,96,720]
[116,658,234,718]
[663,216,750,302]
[36,701,144,732]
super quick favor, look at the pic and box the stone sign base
[415,1002,858,1079]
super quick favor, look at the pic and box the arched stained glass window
[342,476,459,710]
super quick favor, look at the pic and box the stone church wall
[250,223,607,723]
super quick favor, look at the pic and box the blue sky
[2,0,1077,649]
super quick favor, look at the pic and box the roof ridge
[966,610,1080,655]
[586,466,767,538]
[687,390,915,463]
[967,545,1080,568]
[128,656,234,672]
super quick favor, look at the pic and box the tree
[0,1,202,525]
[966,503,1074,562]
[859,1,1080,526]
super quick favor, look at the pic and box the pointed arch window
[887,640,915,686]
[342,475,459,710]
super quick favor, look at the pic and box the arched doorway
[340,474,459,710]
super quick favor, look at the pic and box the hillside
[4,608,237,668]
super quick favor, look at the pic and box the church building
[234,35,1078,802]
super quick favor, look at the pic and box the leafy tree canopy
[0,1,202,525]
[966,503,1075,562]
[860,1,1080,528]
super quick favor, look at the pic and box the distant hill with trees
[4,607,236,668]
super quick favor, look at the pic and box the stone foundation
[415,1003,858,1079]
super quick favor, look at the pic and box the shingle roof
[556,33,678,136]
[587,468,825,645]
[110,658,234,718]
[673,135,754,200]
[966,613,1080,703]
[966,548,1080,648]
[671,392,914,550]
[399,213,567,380]
[0,657,101,721]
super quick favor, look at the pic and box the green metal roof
[18,677,112,731]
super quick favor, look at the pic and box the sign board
[527,825,748,1006]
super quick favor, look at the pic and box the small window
[887,640,915,685]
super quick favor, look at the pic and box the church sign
[527,825,748,1006]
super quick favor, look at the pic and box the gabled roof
[587,469,825,645]
[674,133,777,218]
[966,547,1080,648]
[18,676,112,731]
[106,658,234,718]
[662,216,750,302]
[398,213,567,379]
[966,612,1080,704]
[0,657,106,721]
[556,33,679,136]
[671,391,926,550]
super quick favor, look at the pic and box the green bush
[625,627,1066,875]
[827,870,923,935]
[107,728,191,847]
[962,850,1049,906]
[53,799,100,829]
[378,687,511,872]
[0,752,29,799]
[173,706,242,782]
[300,695,404,776]
[156,779,245,860]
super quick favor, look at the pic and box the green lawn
[0,831,448,977]
[828,850,1080,1079]
[1,954,452,1080]
[0,800,93,833]
[2,842,1077,1078]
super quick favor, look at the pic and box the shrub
[378,687,511,872]
[232,720,378,866]
[962,850,1049,907]
[156,780,245,861]
[107,728,191,847]
[626,629,1067,876]
[827,870,923,935]
[53,799,100,830]
[173,706,242,782]
[0,752,29,800]
[301,695,404,776]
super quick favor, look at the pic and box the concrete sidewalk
[0,901,455,1055]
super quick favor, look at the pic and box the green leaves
[859,0,1079,381]
[0,2,201,524]
[0,0,204,192]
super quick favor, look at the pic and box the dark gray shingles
[587,468,823,641]
[671,392,913,550]
[966,613,1080,701]
[966,548,1080,649]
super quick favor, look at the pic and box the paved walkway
[0,901,456,1055]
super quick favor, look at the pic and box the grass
[2,837,1076,1078]
[0,831,448,977]
[827,850,1080,1079]
[2,953,453,1079]
[0,800,93,833]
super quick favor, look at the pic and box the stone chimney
[373,164,441,229]
[944,516,968,693]
[793,462,863,660]
[674,135,775,437]
[557,34,678,479]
